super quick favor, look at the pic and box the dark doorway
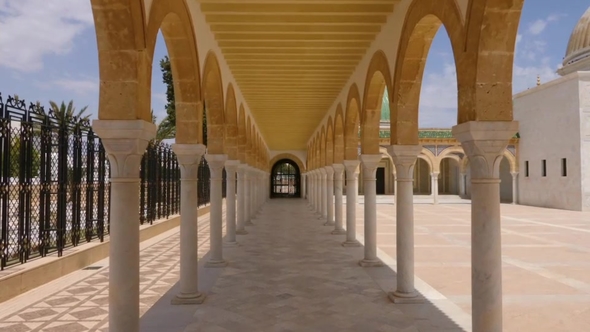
[271,159,301,198]
[376,167,385,195]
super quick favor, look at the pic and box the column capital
[359,154,381,171]
[319,167,327,175]
[205,154,227,179]
[332,164,345,175]
[324,165,334,177]
[511,172,519,178]
[431,172,440,178]
[386,145,421,180]
[225,160,240,179]
[92,120,156,179]
[172,144,207,180]
[452,121,518,179]
[343,159,360,175]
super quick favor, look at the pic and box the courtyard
[0,199,587,332]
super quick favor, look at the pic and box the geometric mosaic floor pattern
[0,211,214,332]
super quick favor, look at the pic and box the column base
[342,240,361,247]
[205,259,228,268]
[358,258,384,267]
[223,241,240,247]
[388,291,423,304]
[323,221,335,226]
[331,229,346,235]
[236,229,249,235]
[171,292,206,305]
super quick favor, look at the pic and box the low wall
[0,205,211,303]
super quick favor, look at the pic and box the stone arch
[391,0,465,145]
[419,147,437,171]
[146,0,202,143]
[269,153,306,173]
[326,117,335,166]
[502,149,517,173]
[91,0,150,121]
[334,104,345,164]
[315,135,321,169]
[459,149,517,173]
[202,51,225,154]
[361,50,392,155]
[224,84,238,160]
[320,127,326,167]
[237,104,246,163]
[436,145,465,172]
[344,84,362,160]
[461,0,525,122]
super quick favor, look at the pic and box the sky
[0,0,587,133]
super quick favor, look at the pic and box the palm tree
[48,100,91,126]
[150,110,175,144]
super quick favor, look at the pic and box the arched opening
[439,157,461,195]
[413,158,431,195]
[499,158,512,203]
[270,159,301,198]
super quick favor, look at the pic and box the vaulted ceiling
[198,0,400,150]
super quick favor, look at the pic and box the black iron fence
[0,93,215,270]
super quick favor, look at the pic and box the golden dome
[564,7,590,67]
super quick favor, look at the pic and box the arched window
[270,159,300,198]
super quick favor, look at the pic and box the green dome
[381,87,390,122]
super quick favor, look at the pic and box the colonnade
[94,119,270,331]
[303,121,518,329]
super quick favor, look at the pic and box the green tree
[156,56,207,145]
[2,137,41,178]
[48,100,91,127]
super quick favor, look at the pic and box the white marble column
[387,145,422,303]
[511,172,518,204]
[224,160,240,246]
[459,172,466,197]
[92,120,155,332]
[319,168,327,219]
[171,143,207,305]
[314,171,321,213]
[431,172,439,205]
[359,154,383,267]
[246,167,255,226]
[236,164,248,235]
[324,166,335,226]
[342,160,361,247]
[302,173,307,199]
[205,154,228,267]
[453,121,518,332]
[331,164,346,235]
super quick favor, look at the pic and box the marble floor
[1,197,589,331]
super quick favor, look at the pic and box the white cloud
[52,78,98,95]
[528,14,562,35]
[0,0,93,72]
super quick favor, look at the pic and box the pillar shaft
[205,154,228,267]
[342,161,360,247]
[324,166,335,226]
[332,164,345,235]
[225,161,240,244]
[359,154,383,267]
[93,120,155,332]
[511,172,518,204]
[302,173,307,199]
[459,172,466,197]
[453,121,518,332]
[236,165,248,234]
[388,145,422,300]
[431,172,439,205]
[171,144,207,304]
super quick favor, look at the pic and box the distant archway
[270,159,301,198]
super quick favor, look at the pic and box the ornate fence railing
[0,93,213,270]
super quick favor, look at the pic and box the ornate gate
[270,159,300,198]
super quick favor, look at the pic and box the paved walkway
[4,197,590,331]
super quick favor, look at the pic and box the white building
[514,7,590,211]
